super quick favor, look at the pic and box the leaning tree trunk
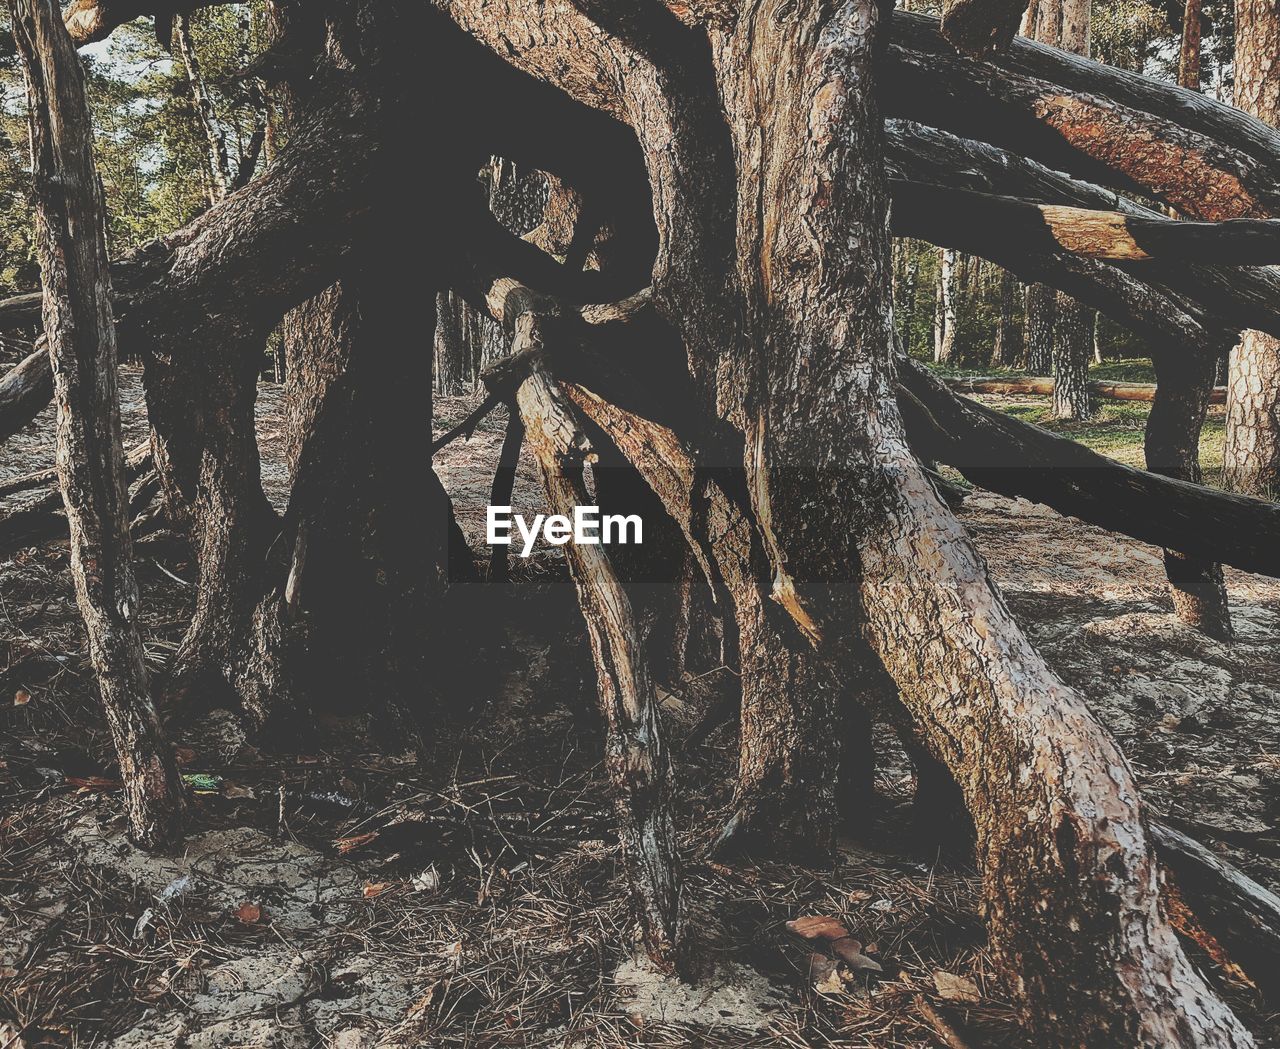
[1146,353,1233,640]
[11,0,185,848]
[173,12,231,204]
[1224,0,1280,501]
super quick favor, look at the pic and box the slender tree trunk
[173,13,231,203]
[1179,0,1202,91]
[1049,0,1096,420]
[1147,353,1233,639]
[11,0,185,847]
[934,247,957,362]
[991,267,1020,366]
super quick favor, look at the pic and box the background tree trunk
[12,0,185,848]
[1024,282,1056,373]
[1224,0,1280,500]
[991,267,1021,366]
[1146,353,1233,639]
[933,247,957,362]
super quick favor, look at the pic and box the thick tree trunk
[1146,353,1233,639]
[1052,291,1094,419]
[433,290,467,395]
[11,0,185,847]
[1223,0,1280,501]
[1024,283,1056,373]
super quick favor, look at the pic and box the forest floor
[2,367,1279,1048]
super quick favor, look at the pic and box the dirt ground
[2,370,1278,1047]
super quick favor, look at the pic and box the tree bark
[11,0,185,848]
[1224,0,1280,501]
[1024,282,1056,373]
[884,11,1280,221]
[1179,0,1202,91]
[934,248,958,363]
[1146,353,1233,639]
[1053,291,1094,419]
[494,327,683,970]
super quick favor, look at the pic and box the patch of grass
[1089,357,1156,383]
[995,397,1227,485]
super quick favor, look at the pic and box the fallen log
[886,121,1280,344]
[885,11,1280,220]
[942,375,1226,404]
[0,344,53,443]
[891,180,1280,264]
[1152,820,1280,996]
[898,360,1280,578]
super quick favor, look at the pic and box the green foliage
[0,3,268,297]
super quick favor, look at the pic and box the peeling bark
[12,0,185,848]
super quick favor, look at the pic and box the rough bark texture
[884,11,1280,221]
[1224,0,1280,501]
[1025,283,1056,373]
[941,0,1032,55]
[1179,0,1202,90]
[1146,353,1233,639]
[1053,291,1094,419]
[0,343,53,442]
[501,328,682,969]
[12,0,185,848]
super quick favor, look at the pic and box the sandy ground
[2,374,1278,1047]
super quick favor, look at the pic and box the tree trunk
[1052,291,1095,418]
[434,290,467,395]
[496,332,683,970]
[172,12,231,204]
[1179,0,1202,91]
[11,0,185,848]
[934,247,957,362]
[1024,282,1056,373]
[1224,0,1280,500]
[991,268,1021,366]
[1146,353,1233,639]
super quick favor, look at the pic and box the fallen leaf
[235,902,263,924]
[363,881,394,898]
[335,831,379,853]
[14,689,30,706]
[932,970,980,1004]
[786,915,850,941]
[224,784,255,800]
